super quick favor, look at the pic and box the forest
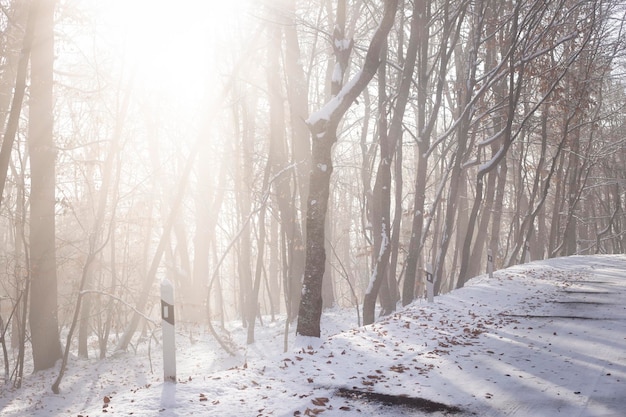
[0,0,625,393]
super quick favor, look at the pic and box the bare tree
[402,0,461,305]
[280,0,311,320]
[363,0,422,324]
[297,0,398,338]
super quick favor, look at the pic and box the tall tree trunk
[468,157,497,278]
[562,129,580,256]
[247,162,270,345]
[234,93,255,329]
[387,134,402,305]
[28,0,62,372]
[269,213,280,317]
[403,0,458,304]
[267,7,307,322]
[548,151,566,257]
[322,212,336,308]
[465,2,502,279]
[363,0,421,324]
[282,0,311,320]
[489,157,507,269]
[364,41,393,324]
[433,0,480,295]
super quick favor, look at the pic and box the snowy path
[284,255,626,417]
[426,256,626,417]
[0,255,624,416]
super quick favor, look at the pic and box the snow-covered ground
[1,255,625,416]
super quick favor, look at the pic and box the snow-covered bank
[1,255,624,416]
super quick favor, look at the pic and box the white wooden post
[487,249,494,278]
[425,263,434,303]
[161,278,176,383]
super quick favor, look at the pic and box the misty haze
[0,0,625,416]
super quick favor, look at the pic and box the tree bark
[28,0,63,372]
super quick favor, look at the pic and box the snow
[379,226,389,260]
[461,157,479,169]
[2,255,625,416]
[332,62,343,84]
[334,38,351,51]
[366,227,390,294]
[306,96,341,126]
[365,269,377,295]
[306,69,364,127]
[479,144,507,174]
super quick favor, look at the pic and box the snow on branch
[305,70,364,129]
[305,0,398,133]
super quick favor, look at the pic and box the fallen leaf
[312,397,329,406]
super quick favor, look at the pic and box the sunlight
[93,0,251,106]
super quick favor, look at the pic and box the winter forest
[1,0,626,398]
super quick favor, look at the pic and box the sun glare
[93,0,250,108]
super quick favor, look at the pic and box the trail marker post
[487,249,494,278]
[425,263,434,303]
[161,278,176,383]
